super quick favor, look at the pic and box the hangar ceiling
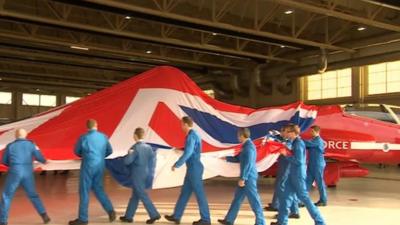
[0,0,399,94]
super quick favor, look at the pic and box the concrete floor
[1,165,400,225]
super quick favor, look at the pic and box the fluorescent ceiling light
[284,10,294,15]
[70,46,89,51]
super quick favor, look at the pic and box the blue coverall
[75,129,114,222]
[0,139,47,223]
[277,137,325,225]
[123,141,160,220]
[224,139,266,225]
[304,136,327,204]
[172,129,211,223]
[271,156,299,215]
[268,136,298,215]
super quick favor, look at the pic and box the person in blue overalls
[271,124,326,225]
[165,116,211,225]
[304,125,328,206]
[264,128,299,220]
[69,119,115,225]
[0,128,50,225]
[218,127,266,225]
[119,127,161,224]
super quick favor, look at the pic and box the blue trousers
[173,168,211,222]
[0,169,46,223]
[78,167,114,222]
[271,175,299,215]
[125,177,160,220]
[278,171,325,225]
[306,165,328,203]
[225,178,266,225]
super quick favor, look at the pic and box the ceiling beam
[0,29,245,70]
[0,47,151,73]
[82,0,354,52]
[0,68,118,85]
[0,7,296,63]
[274,0,400,32]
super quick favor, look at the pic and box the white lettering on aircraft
[324,140,350,150]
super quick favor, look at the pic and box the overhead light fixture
[212,32,218,36]
[0,78,2,81]
[145,50,152,54]
[36,88,40,92]
[70,46,89,51]
[357,26,366,31]
[284,10,294,15]
[125,16,131,20]
[280,45,286,48]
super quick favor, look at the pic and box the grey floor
[1,165,400,225]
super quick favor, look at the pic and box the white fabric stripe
[110,88,316,157]
[0,107,67,150]
[350,142,400,151]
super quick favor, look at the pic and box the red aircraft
[262,104,400,186]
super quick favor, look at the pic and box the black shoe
[146,215,161,224]
[119,216,133,223]
[164,215,180,224]
[315,201,327,207]
[0,222,7,225]
[108,210,116,222]
[69,219,88,225]
[298,203,305,208]
[193,219,211,225]
[41,213,51,224]
[217,219,233,225]
[270,222,280,225]
[289,213,300,219]
[272,214,278,219]
[264,206,278,211]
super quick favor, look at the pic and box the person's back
[240,139,258,180]
[307,136,325,167]
[126,142,154,180]
[182,129,202,170]
[75,130,112,169]
[0,129,50,225]
[120,128,160,224]
[288,137,307,177]
[5,139,45,172]
[69,119,115,225]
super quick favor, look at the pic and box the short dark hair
[238,127,251,138]
[181,116,194,127]
[310,125,321,132]
[86,119,97,129]
[283,124,300,135]
[134,127,145,139]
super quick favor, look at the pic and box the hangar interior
[0,1,400,225]
[0,0,399,123]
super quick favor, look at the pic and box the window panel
[387,82,400,93]
[22,94,40,106]
[306,69,352,100]
[308,80,321,91]
[368,60,400,95]
[387,72,400,82]
[369,63,386,73]
[322,89,337,99]
[337,87,351,97]
[40,95,56,107]
[307,90,321,100]
[368,72,386,84]
[66,96,81,104]
[307,75,321,82]
[0,92,12,104]
[387,61,400,71]
[368,84,386,95]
